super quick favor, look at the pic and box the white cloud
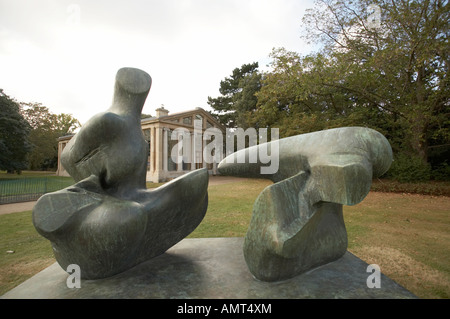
[0,0,315,124]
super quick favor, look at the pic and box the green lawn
[344,191,450,299]
[0,177,74,195]
[0,171,75,204]
[0,211,55,295]
[188,179,272,238]
[0,178,449,298]
[0,171,61,179]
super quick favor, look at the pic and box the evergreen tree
[207,62,261,128]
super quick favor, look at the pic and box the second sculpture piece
[218,127,393,281]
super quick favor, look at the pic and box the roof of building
[58,108,225,141]
[141,107,225,131]
[57,133,75,141]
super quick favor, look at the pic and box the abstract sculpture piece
[218,127,393,281]
[32,68,208,279]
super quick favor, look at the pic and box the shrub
[431,162,450,181]
[387,153,431,183]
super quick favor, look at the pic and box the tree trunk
[409,64,429,163]
[408,108,429,164]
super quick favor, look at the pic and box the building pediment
[141,107,225,132]
[58,107,225,182]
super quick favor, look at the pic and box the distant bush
[371,179,450,196]
[431,162,450,181]
[387,153,431,183]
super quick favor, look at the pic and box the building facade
[56,107,226,183]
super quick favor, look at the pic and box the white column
[191,133,195,170]
[213,160,217,175]
[177,131,183,172]
[163,128,168,172]
[194,119,203,169]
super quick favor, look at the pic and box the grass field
[0,172,75,204]
[0,177,449,298]
[0,171,61,179]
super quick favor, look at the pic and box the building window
[167,130,177,171]
[182,160,191,171]
[183,116,192,125]
[143,129,151,171]
[206,120,214,128]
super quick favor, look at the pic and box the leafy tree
[253,49,332,136]
[249,0,448,181]
[0,89,32,173]
[208,62,261,128]
[254,46,395,137]
[21,103,80,170]
[300,0,449,164]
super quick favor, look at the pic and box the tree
[21,103,80,170]
[0,89,32,173]
[249,0,448,181]
[208,62,261,128]
[253,49,330,136]
[301,0,449,164]
[253,47,388,138]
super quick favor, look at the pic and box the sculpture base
[2,238,415,299]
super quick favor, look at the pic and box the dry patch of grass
[354,246,448,299]
[344,192,450,298]
[0,257,55,294]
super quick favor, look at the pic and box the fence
[0,177,74,204]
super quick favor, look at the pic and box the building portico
[56,107,226,183]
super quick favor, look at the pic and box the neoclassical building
[56,107,226,183]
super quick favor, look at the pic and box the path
[0,201,36,215]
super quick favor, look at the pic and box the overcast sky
[0,0,317,124]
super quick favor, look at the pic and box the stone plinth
[1,238,416,299]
